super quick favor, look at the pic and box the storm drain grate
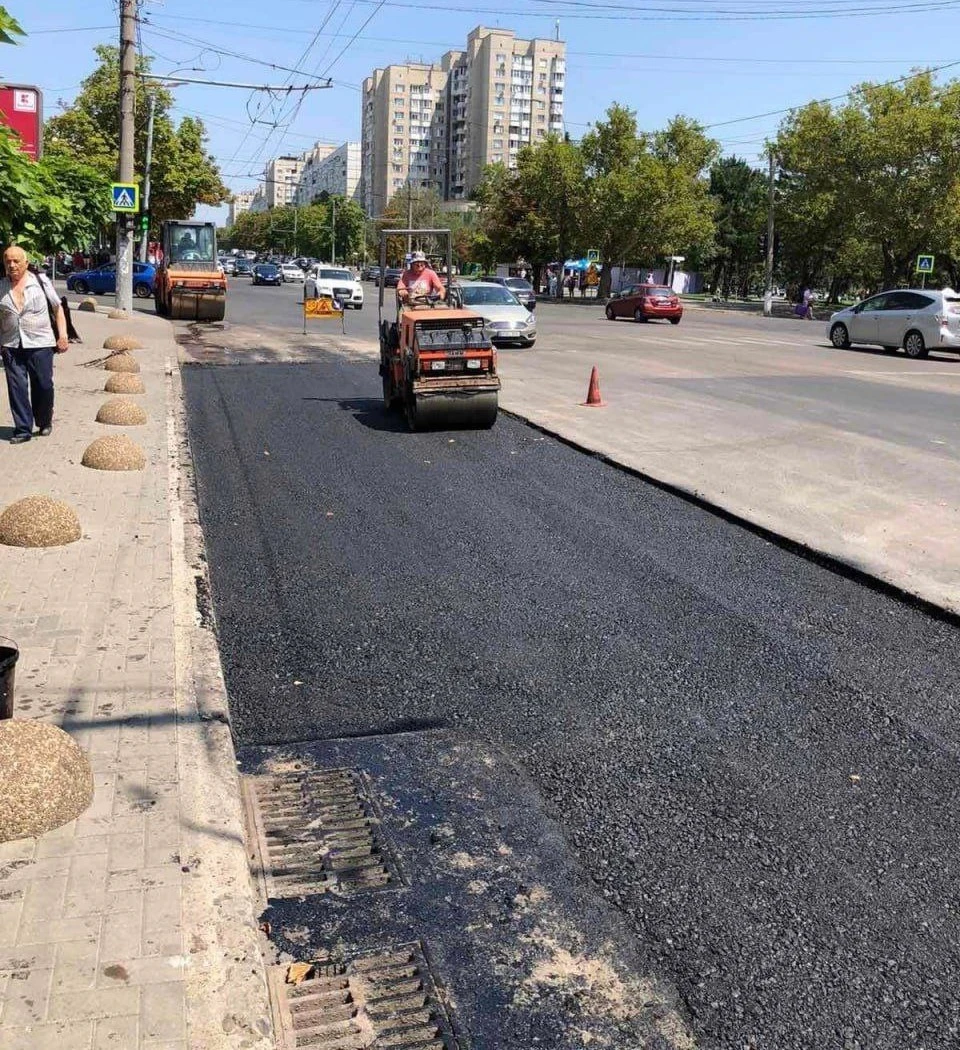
[270,942,463,1049]
[243,768,403,899]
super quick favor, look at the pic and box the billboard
[0,84,42,160]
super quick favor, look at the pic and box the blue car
[67,262,156,298]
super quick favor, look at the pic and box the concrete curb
[166,359,274,1048]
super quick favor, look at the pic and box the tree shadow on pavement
[302,396,409,433]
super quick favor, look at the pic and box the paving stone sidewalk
[0,306,272,1049]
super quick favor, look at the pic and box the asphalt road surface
[183,346,960,1050]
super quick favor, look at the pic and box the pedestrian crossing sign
[111,183,139,213]
[915,254,935,274]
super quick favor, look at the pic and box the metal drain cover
[270,942,462,1049]
[243,768,402,899]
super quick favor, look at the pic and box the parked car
[304,266,364,309]
[482,275,536,311]
[380,268,403,288]
[280,263,305,283]
[221,257,236,275]
[826,288,960,359]
[459,281,536,348]
[252,263,282,286]
[234,260,253,277]
[605,284,682,324]
[67,261,156,298]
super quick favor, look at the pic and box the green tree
[774,72,960,294]
[707,156,767,298]
[0,6,23,45]
[45,45,228,232]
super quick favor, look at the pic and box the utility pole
[116,0,137,313]
[292,204,298,258]
[763,149,776,318]
[139,92,156,263]
[331,198,337,265]
[406,182,414,254]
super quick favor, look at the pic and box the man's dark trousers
[1,345,54,437]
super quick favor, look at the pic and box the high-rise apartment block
[296,142,361,205]
[361,26,565,216]
[265,155,304,209]
[227,190,256,226]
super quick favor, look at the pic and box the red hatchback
[606,284,683,324]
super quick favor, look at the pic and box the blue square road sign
[111,183,139,213]
[915,254,935,274]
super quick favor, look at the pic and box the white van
[827,288,960,358]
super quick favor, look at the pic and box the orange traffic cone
[582,365,604,407]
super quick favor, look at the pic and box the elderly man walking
[0,245,68,443]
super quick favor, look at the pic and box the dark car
[483,275,536,311]
[605,284,682,324]
[234,260,253,277]
[252,263,281,286]
[363,265,381,282]
[380,268,403,288]
[67,262,156,298]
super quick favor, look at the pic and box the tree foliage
[45,45,228,232]
[706,157,767,298]
[773,72,960,294]
[0,5,23,46]
[473,109,717,296]
[227,198,367,263]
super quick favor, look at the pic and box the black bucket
[0,640,17,720]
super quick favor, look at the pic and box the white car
[280,263,305,283]
[304,266,364,310]
[459,281,536,347]
[826,287,960,359]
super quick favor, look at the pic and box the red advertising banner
[0,84,42,160]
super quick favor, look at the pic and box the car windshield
[258,264,278,273]
[318,269,353,281]
[461,285,521,306]
[644,286,674,296]
[505,279,533,291]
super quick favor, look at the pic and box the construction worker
[397,251,445,305]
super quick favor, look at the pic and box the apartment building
[296,142,361,205]
[227,190,256,226]
[265,155,304,209]
[361,25,565,216]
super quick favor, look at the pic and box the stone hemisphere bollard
[81,434,147,471]
[103,334,144,352]
[0,720,94,843]
[0,495,82,547]
[104,373,145,395]
[77,298,98,313]
[103,353,140,374]
[95,398,148,426]
[107,309,130,320]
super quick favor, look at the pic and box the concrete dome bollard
[96,398,147,426]
[81,435,147,471]
[0,721,94,843]
[103,335,143,352]
[104,373,145,395]
[0,496,82,548]
[77,298,97,313]
[107,309,130,320]
[103,353,140,374]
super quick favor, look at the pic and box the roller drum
[406,390,498,431]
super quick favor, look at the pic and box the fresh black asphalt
[183,352,960,1050]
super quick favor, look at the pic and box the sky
[4,0,960,225]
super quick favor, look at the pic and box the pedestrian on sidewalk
[802,287,815,320]
[0,245,68,443]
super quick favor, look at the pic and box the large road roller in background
[378,228,500,431]
[154,220,226,321]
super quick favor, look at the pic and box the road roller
[154,220,226,322]
[378,228,500,431]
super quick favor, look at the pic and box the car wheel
[605,304,616,321]
[634,307,647,323]
[73,279,89,294]
[669,317,681,325]
[829,323,850,349]
[904,330,928,359]
[134,282,151,298]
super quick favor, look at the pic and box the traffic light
[139,213,149,233]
